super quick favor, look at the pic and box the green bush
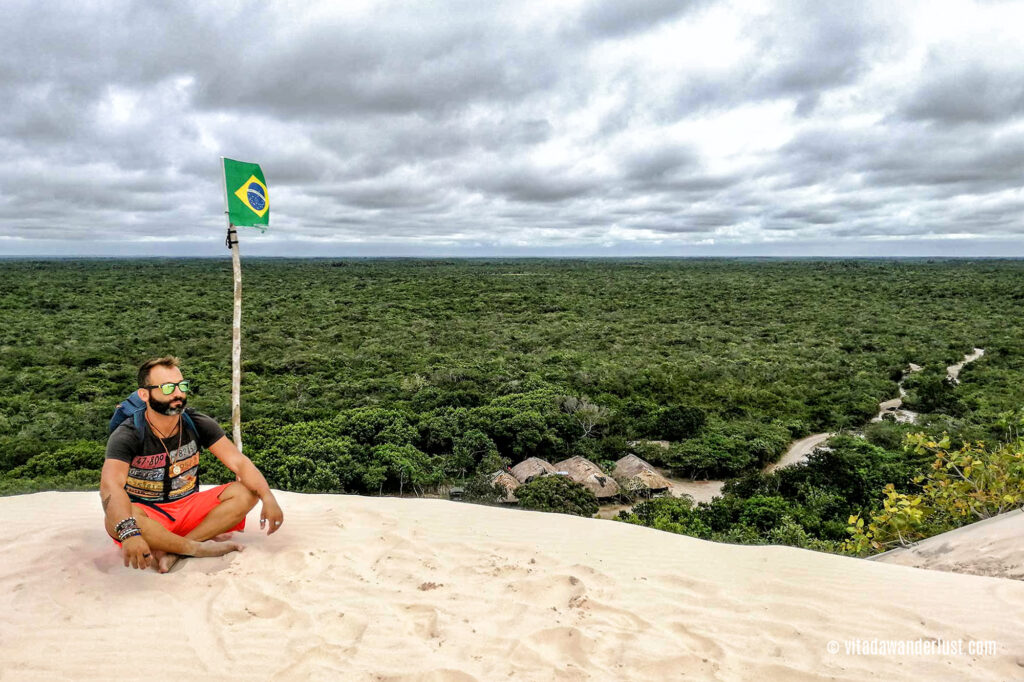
[453,429,498,477]
[462,474,507,504]
[796,435,914,508]
[515,475,599,517]
[902,371,966,416]
[668,431,754,477]
[613,400,659,438]
[861,420,911,450]
[738,495,790,532]
[654,405,706,440]
[765,517,841,552]
[665,420,790,478]
[5,441,105,479]
[0,469,101,495]
[618,496,713,538]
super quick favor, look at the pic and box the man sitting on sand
[100,356,284,572]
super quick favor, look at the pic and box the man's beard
[149,394,187,416]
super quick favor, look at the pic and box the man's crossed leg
[108,482,259,573]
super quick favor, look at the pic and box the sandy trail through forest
[601,348,985,515]
[763,432,832,473]
[948,347,985,382]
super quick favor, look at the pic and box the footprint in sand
[514,626,597,668]
[400,603,441,639]
[214,585,300,626]
[329,611,370,645]
[567,593,653,633]
[665,620,727,659]
[509,573,588,611]
[91,552,124,575]
[274,549,311,574]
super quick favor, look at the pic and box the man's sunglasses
[144,381,191,395]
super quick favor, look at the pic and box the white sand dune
[872,509,1024,581]
[3,489,1023,681]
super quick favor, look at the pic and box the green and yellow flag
[223,157,269,228]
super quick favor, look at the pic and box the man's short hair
[138,356,181,387]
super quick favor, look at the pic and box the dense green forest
[3,258,1024,552]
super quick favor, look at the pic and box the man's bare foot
[151,550,181,574]
[193,541,244,558]
[211,532,234,542]
[151,543,240,573]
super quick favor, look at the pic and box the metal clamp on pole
[225,225,238,250]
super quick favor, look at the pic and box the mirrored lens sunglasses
[145,381,191,395]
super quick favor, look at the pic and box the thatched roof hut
[553,456,620,498]
[511,457,557,484]
[490,471,520,503]
[578,473,620,499]
[612,454,672,494]
[553,455,604,479]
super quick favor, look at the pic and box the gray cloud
[577,0,706,39]
[901,62,1024,125]
[2,0,1023,256]
[661,1,901,119]
[469,165,602,204]
[749,2,895,98]
[779,121,1024,195]
[622,146,698,182]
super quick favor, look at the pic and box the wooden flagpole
[229,228,243,453]
[221,158,244,453]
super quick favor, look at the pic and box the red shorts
[114,483,245,545]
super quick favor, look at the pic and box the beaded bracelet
[119,528,142,542]
[115,517,141,542]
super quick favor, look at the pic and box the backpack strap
[132,409,147,443]
[182,410,200,443]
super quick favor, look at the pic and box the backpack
[108,390,199,444]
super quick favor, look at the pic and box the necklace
[146,413,178,439]
[147,414,184,476]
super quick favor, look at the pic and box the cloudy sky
[3,0,1024,257]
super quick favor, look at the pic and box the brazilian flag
[223,157,269,228]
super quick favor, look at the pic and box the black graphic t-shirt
[105,410,226,503]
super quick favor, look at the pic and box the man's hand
[259,496,285,535]
[209,437,282,535]
[122,535,153,570]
